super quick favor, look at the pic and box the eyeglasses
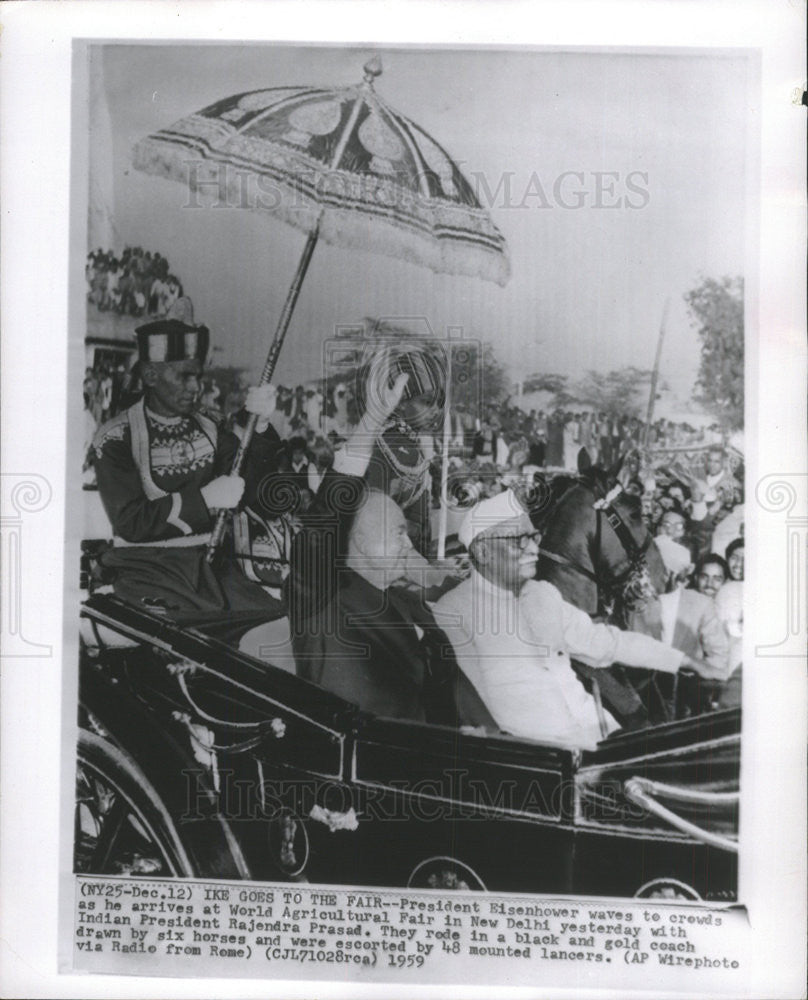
[484,531,541,552]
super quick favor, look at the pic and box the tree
[685,276,744,431]
[521,372,569,396]
[569,366,656,417]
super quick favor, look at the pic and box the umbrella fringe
[133,136,510,287]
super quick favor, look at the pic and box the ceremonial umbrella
[132,56,510,557]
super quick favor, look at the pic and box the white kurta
[432,572,683,749]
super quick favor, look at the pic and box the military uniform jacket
[92,398,275,547]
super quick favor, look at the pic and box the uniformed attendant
[93,319,283,635]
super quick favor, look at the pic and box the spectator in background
[693,553,729,601]
[618,448,643,488]
[579,411,594,455]
[530,409,547,467]
[323,382,353,443]
[703,447,741,508]
[105,260,121,311]
[164,276,195,324]
[658,565,730,716]
[562,411,579,470]
[305,387,324,434]
[495,424,511,468]
[473,416,496,460]
[83,368,98,413]
[268,386,293,440]
[307,436,335,495]
[546,409,564,467]
[655,509,693,586]
[201,379,222,415]
[287,435,311,483]
[596,411,611,466]
[98,366,114,423]
[725,538,744,581]
[715,543,743,708]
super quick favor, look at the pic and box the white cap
[458,488,531,549]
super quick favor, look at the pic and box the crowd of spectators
[86,246,193,323]
[82,291,743,711]
[647,446,744,703]
[468,405,722,472]
[219,385,744,666]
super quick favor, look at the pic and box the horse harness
[538,480,656,623]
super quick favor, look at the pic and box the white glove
[201,475,245,511]
[244,384,277,420]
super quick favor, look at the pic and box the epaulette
[92,410,129,457]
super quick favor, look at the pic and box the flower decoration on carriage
[164,658,198,678]
[309,804,360,833]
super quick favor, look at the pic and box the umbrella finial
[363,55,383,86]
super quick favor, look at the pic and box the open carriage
[76,588,740,901]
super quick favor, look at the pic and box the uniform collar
[144,404,186,426]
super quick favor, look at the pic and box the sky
[88,43,752,406]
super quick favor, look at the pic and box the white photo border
[1,2,805,998]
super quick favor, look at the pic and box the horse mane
[528,472,581,531]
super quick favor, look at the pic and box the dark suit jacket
[286,469,496,727]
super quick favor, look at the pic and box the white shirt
[432,571,683,750]
[659,588,682,646]
[715,580,743,674]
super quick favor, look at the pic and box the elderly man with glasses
[431,490,723,749]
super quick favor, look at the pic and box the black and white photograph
[1,3,805,998]
[74,38,748,896]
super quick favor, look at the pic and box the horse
[529,450,676,727]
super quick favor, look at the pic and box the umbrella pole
[437,346,452,560]
[206,227,320,561]
[206,64,394,560]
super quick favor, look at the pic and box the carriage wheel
[75,730,195,877]
[407,856,486,891]
[634,877,701,901]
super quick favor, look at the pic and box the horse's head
[536,450,665,627]
[576,446,624,499]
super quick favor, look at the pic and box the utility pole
[643,298,671,455]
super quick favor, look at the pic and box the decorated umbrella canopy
[132,56,510,556]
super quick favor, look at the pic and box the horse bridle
[539,480,656,622]
[539,478,672,730]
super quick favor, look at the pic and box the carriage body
[76,594,739,900]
